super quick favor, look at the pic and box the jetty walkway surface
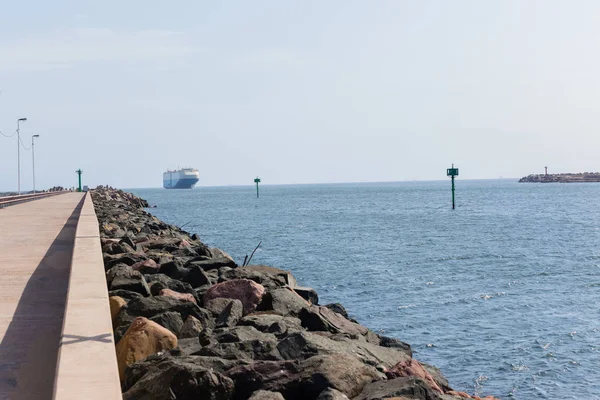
[0,192,122,400]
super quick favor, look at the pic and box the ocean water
[130,180,600,399]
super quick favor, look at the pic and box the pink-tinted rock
[131,259,159,273]
[384,359,443,393]
[203,279,265,315]
[159,288,197,304]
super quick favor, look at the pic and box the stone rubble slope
[91,186,499,400]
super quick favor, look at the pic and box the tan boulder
[109,296,127,323]
[159,288,197,304]
[115,317,177,382]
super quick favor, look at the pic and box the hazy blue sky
[1,1,599,190]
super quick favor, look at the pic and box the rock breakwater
[91,186,499,400]
[519,172,600,183]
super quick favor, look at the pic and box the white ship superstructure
[163,168,199,189]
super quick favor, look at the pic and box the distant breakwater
[92,186,499,400]
[519,172,600,183]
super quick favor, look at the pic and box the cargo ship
[163,168,200,189]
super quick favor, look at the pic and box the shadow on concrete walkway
[0,197,84,400]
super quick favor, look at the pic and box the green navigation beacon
[254,177,261,198]
[446,164,459,210]
[76,169,83,192]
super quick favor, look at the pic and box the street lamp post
[17,117,27,195]
[32,135,39,193]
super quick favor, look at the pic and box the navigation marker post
[254,177,261,198]
[446,164,459,210]
[76,169,83,192]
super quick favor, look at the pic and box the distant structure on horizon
[163,168,200,189]
[519,171,600,183]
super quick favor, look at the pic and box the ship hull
[163,178,199,189]
[163,169,200,189]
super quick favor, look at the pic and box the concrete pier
[0,192,122,399]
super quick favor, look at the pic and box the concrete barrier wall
[53,192,122,399]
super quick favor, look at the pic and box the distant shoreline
[519,173,600,183]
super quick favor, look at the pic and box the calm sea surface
[130,180,600,399]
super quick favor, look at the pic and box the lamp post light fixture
[17,117,27,195]
[32,134,40,193]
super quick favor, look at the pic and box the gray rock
[196,326,281,361]
[150,311,184,336]
[276,330,410,369]
[239,313,303,337]
[179,315,204,339]
[183,265,212,288]
[225,354,379,400]
[219,265,293,289]
[293,286,319,304]
[126,296,213,326]
[123,356,234,400]
[108,289,143,301]
[317,388,350,400]
[249,390,285,400]
[106,265,150,296]
[205,297,235,316]
[188,257,237,271]
[378,335,413,357]
[216,299,243,328]
[158,259,188,280]
[258,288,309,317]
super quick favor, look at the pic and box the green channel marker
[254,177,261,198]
[76,169,83,192]
[446,164,459,209]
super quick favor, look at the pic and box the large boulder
[384,359,444,393]
[106,265,150,296]
[125,295,212,326]
[219,265,294,289]
[238,314,303,337]
[122,356,234,400]
[196,326,281,361]
[188,257,237,271]
[205,297,237,316]
[293,286,319,304]
[204,279,265,315]
[216,299,243,328]
[299,305,368,336]
[276,331,409,369]
[258,288,309,317]
[183,265,212,288]
[115,317,177,382]
[150,311,184,337]
[159,259,188,280]
[225,354,379,400]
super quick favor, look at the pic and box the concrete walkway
[0,193,84,400]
